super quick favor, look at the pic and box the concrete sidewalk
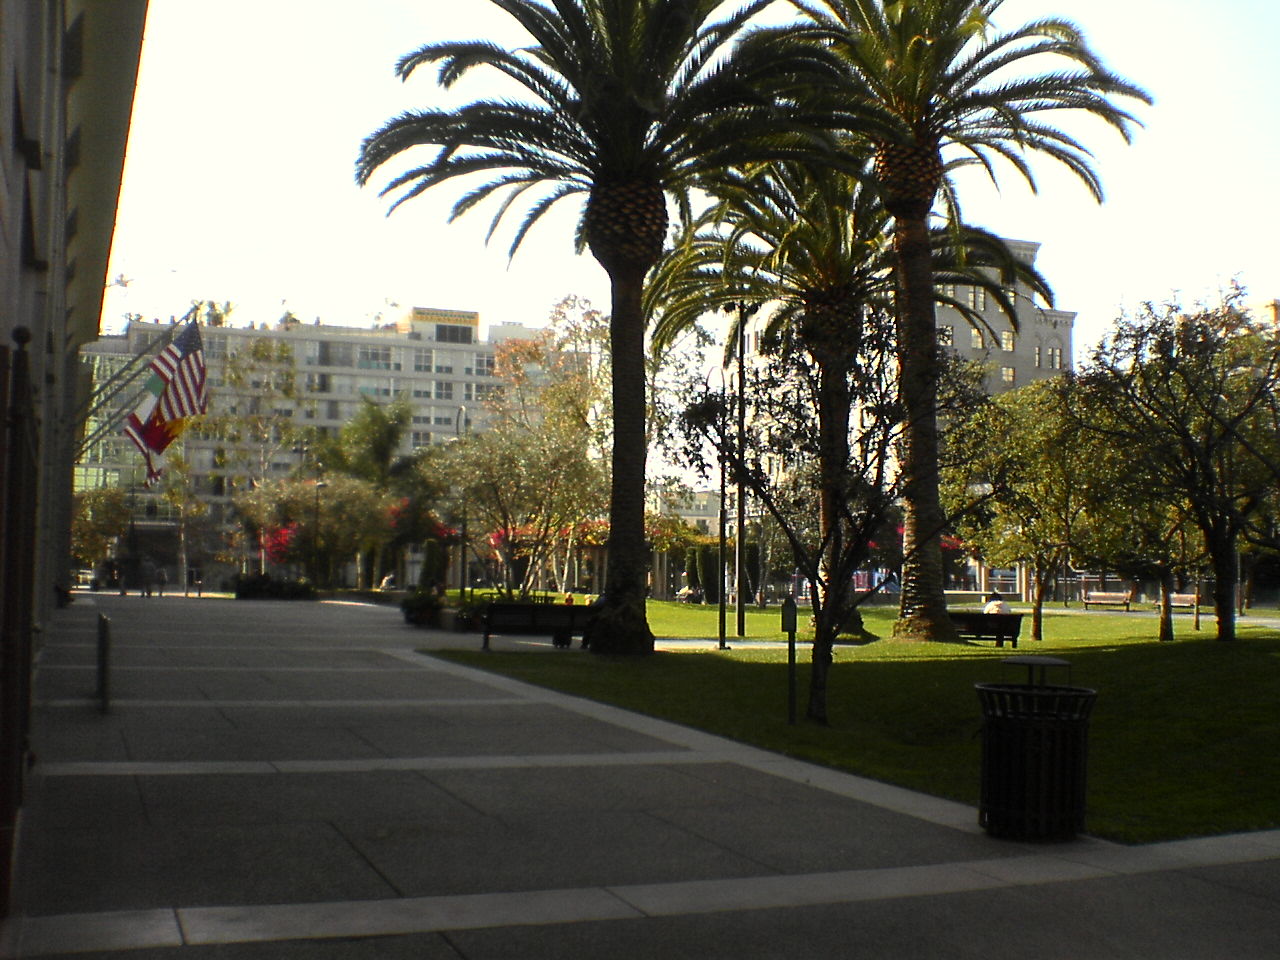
[4,594,1279,958]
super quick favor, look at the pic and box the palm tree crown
[357,0,837,270]
[794,0,1152,216]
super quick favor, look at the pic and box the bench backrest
[485,602,591,629]
[948,611,1023,635]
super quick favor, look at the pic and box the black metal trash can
[975,682,1097,841]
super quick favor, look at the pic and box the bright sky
[102,0,1279,359]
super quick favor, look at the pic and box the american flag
[123,322,208,483]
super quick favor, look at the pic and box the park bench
[482,601,595,649]
[1156,592,1199,611]
[1083,590,1133,610]
[948,611,1023,648]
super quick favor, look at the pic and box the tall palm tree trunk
[890,211,956,642]
[585,263,656,654]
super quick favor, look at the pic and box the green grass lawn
[436,600,1280,844]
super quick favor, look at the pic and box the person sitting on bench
[983,591,1011,614]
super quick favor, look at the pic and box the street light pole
[455,405,468,604]
[735,316,747,637]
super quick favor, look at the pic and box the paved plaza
[3,594,1279,958]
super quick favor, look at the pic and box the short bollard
[96,613,111,713]
[781,597,797,724]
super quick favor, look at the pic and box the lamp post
[455,405,468,604]
[718,438,728,650]
[312,478,327,586]
[735,316,747,637]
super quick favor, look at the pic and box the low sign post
[781,597,797,724]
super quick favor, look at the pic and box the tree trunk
[1208,527,1237,641]
[1031,559,1051,642]
[584,264,654,654]
[890,211,955,642]
[1157,566,1175,643]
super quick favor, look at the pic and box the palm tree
[792,0,1150,640]
[649,157,1049,720]
[356,0,839,654]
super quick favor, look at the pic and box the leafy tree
[945,377,1096,640]
[234,475,390,587]
[318,397,423,585]
[1074,291,1280,641]
[206,338,308,488]
[356,0,843,653]
[157,452,216,593]
[675,318,909,722]
[1075,484,1205,643]
[441,326,610,597]
[71,487,131,570]
[794,0,1150,641]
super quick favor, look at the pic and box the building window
[433,415,454,426]
[413,348,432,372]
[474,353,495,376]
[937,325,954,346]
[1048,346,1064,370]
[357,345,395,370]
[1034,345,1042,368]
[435,381,454,400]
[1000,366,1016,385]
[436,324,473,344]
[1000,330,1016,352]
[967,286,988,311]
[317,342,354,367]
[411,431,432,448]
[970,327,984,349]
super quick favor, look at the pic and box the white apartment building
[79,307,541,499]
